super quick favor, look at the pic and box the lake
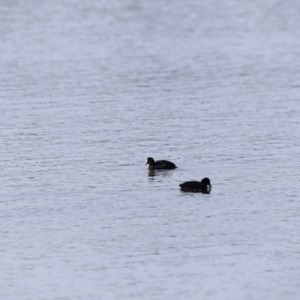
[1,0,300,299]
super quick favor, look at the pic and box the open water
[1,1,300,299]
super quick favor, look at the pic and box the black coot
[145,157,177,170]
[179,178,211,193]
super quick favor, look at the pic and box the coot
[145,157,177,170]
[179,178,211,193]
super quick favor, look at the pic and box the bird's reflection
[148,170,156,177]
[147,170,173,178]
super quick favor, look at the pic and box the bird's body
[179,178,211,193]
[145,157,177,170]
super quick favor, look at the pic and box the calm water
[1,1,300,299]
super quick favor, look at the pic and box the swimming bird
[145,157,177,170]
[179,178,211,193]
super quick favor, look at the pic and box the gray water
[1,1,300,299]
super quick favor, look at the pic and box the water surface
[1,1,300,299]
